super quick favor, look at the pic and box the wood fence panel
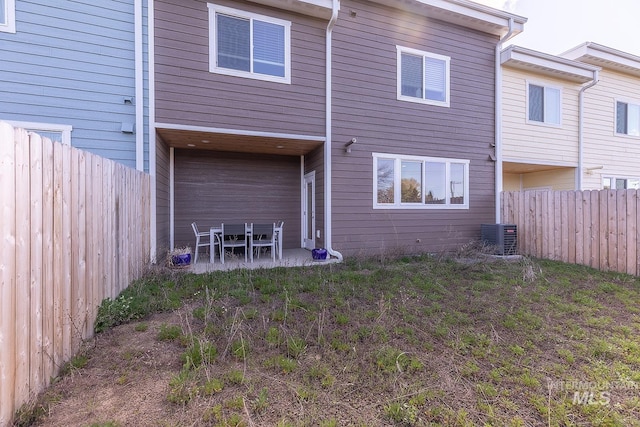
[625,190,637,276]
[568,192,576,264]
[0,122,17,426]
[0,122,151,425]
[29,133,44,398]
[41,134,55,401]
[617,191,627,274]
[15,128,31,408]
[502,189,640,277]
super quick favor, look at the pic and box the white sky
[472,0,640,57]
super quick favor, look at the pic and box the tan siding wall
[154,0,326,137]
[502,67,580,166]
[503,173,521,191]
[522,169,576,190]
[582,69,640,189]
[330,0,498,255]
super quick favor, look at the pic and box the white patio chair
[250,223,276,262]
[192,222,219,264]
[221,223,249,264]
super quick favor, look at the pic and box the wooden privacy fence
[0,122,151,425]
[501,190,640,276]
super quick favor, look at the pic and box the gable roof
[562,42,640,77]
[501,45,600,84]
[246,0,526,38]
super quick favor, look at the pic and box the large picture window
[0,0,16,33]
[527,83,561,125]
[373,153,469,209]
[397,46,450,107]
[616,101,640,136]
[208,4,291,84]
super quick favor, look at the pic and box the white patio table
[210,223,283,263]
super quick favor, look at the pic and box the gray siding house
[0,0,149,171]
[151,0,525,258]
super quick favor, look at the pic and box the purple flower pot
[312,248,328,261]
[172,253,191,266]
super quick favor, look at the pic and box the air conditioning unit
[481,224,517,256]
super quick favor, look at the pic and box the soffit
[562,43,640,78]
[501,45,599,84]
[503,161,575,174]
[367,0,526,38]
[156,127,324,156]
[246,0,526,37]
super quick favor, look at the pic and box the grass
[22,252,640,426]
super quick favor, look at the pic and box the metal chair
[220,223,249,264]
[250,223,276,262]
[191,222,218,264]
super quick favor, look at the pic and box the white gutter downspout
[324,0,343,261]
[577,69,599,190]
[134,0,144,171]
[495,18,513,224]
[148,0,158,261]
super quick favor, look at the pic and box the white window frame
[372,152,469,209]
[0,0,16,33]
[615,99,640,137]
[603,176,640,190]
[396,46,450,108]
[208,3,291,84]
[6,120,72,145]
[526,81,562,126]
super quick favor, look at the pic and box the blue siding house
[0,0,149,171]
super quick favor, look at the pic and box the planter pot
[311,248,328,261]
[171,253,191,266]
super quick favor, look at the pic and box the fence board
[503,189,640,277]
[0,122,151,425]
[568,192,576,264]
[0,122,17,426]
[29,133,44,398]
[15,127,31,407]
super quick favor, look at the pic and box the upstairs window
[208,4,290,84]
[528,83,561,125]
[0,0,16,33]
[397,46,450,107]
[373,153,469,209]
[616,101,640,136]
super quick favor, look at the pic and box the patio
[188,248,339,273]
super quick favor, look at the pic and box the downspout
[494,18,514,224]
[148,0,157,261]
[324,0,343,261]
[134,0,144,171]
[577,69,599,190]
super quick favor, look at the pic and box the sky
[472,0,640,57]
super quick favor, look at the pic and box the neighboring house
[0,0,149,171]
[500,45,600,191]
[151,0,525,257]
[500,43,640,193]
[562,43,640,191]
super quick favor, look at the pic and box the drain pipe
[324,0,343,261]
[577,69,599,190]
[494,18,514,224]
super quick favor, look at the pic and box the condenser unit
[481,224,517,256]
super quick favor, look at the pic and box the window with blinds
[397,46,450,107]
[0,0,16,33]
[527,83,561,125]
[616,101,640,136]
[209,4,290,84]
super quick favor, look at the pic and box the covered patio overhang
[156,124,325,156]
[503,161,575,175]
